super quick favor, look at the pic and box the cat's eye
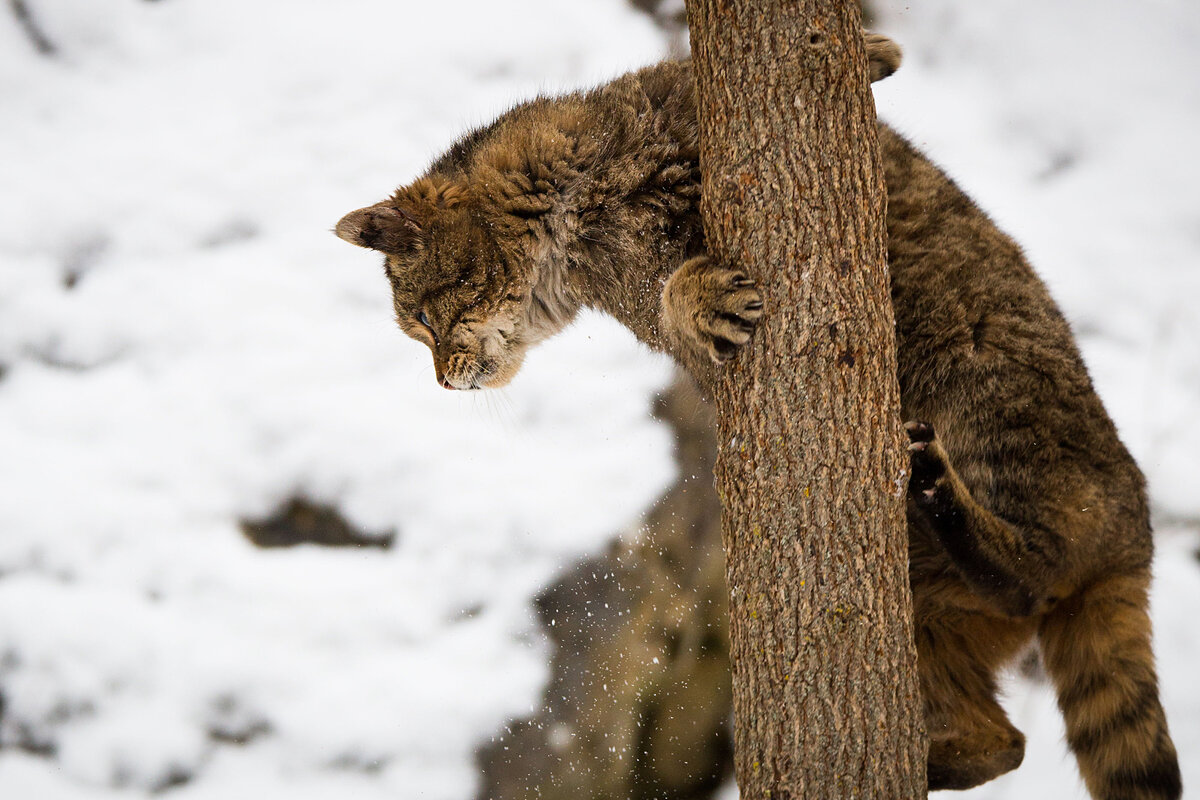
[416,309,438,343]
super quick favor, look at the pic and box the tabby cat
[334,34,1180,799]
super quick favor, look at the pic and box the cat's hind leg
[905,420,1066,618]
[918,614,1028,790]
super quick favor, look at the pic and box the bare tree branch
[10,0,56,56]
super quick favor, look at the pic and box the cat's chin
[443,350,526,390]
[475,357,524,390]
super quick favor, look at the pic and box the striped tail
[1038,570,1181,800]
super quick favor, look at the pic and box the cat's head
[335,177,574,390]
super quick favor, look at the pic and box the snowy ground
[0,1,1196,798]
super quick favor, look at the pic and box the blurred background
[0,1,1196,798]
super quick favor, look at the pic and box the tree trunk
[683,1,927,798]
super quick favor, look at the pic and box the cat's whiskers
[476,386,517,431]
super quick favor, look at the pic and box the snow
[0,0,1196,798]
[0,1,672,797]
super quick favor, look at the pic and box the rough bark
[626,0,878,54]
[683,1,927,797]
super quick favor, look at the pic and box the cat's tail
[1038,568,1181,800]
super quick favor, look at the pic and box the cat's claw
[662,256,764,364]
[905,420,949,508]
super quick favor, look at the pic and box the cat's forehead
[387,250,498,310]
[421,212,494,264]
[384,206,529,310]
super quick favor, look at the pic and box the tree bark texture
[684,1,927,798]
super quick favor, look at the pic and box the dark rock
[240,497,395,550]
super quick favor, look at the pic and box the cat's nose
[440,377,456,390]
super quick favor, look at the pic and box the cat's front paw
[662,256,764,364]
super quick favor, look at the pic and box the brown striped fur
[335,36,1180,798]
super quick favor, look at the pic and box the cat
[334,34,1180,799]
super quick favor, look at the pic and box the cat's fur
[335,36,1180,799]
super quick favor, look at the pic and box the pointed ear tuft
[334,203,421,253]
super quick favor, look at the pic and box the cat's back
[879,126,1150,572]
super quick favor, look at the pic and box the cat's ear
[335,202,422,253]
[864,32,902,83]
[336,178,469,252]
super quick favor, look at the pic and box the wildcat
[334,34,1180,799]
